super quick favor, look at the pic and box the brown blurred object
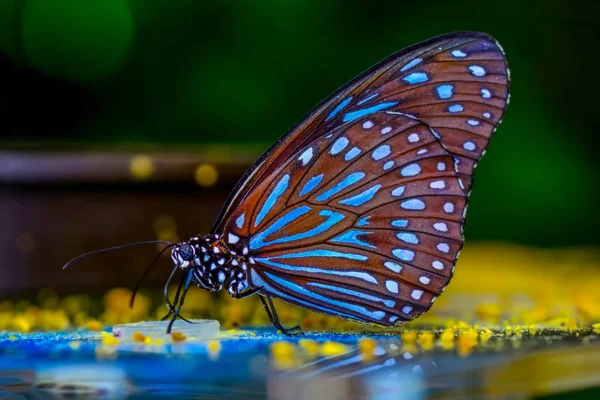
[0,146,262,292]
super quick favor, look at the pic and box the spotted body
[172,31,510,328]
[171,235,249,297]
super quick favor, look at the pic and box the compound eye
[179,243,195,261]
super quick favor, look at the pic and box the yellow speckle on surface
[195,164,219,187]
[208,340,221,352]
[320,341,349,356]
[154,338,164,345]
[69,341,81,350]
[86,319,103,331]
[171,331,186,342]
[132,331,146,342]
[8,335,16,341]
[418,331,435,350]
[480,327,493,341]
[270,341,296,370]
[129,154,154,180]
[223,329,243,336]
[440,328,455,349]
[566,321,579,333]
[207,340,221,360]
[402,330,418,344]
[271,341,295,358]
[102,334,119,346]
[143,336,153,345]
[358,338,378,361]
[514,325,523,337]
[298,339,319,358]
[458,335,476,358]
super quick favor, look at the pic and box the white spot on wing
[386,280,399,294]
[430,180,445,189]
[411,290,423,300]
[372,145,391,160]
[400,164,421,177]
[391,186,405,197]
[384,261,402,273]
[401,199,425,210]
[228,233,239,244]
[444,202,454,213]
[437,243,450,253]
[298,148,313,166]
[463,141,476,151]
[469,65,486,77]
[433,222,448,232]
[235,214,245,229]
[331,137,349,155]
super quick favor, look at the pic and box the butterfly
[70,31,509,334]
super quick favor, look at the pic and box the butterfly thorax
[170,234,249,296]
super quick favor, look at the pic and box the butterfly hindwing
[213,32,509,325]
[243,113,466,325]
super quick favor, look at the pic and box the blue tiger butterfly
[70,31,509,334]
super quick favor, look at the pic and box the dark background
[1,0,598,290]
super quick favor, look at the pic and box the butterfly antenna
[129,243,177,308]
[62,240,174,270]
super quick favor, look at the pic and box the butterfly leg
[260,295,301,336]
[167,270,194,334]
[231,286,262,299]
[160,267,195,323]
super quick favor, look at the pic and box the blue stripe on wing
[254,174,290,227]
[254,255,377,284]
[251,270,387,322]
[249,207,345,250]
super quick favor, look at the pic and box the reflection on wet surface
[1,245,599,398]
[0,329,598,399]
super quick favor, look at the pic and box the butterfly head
[171,242,196,269]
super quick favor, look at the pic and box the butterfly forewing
[213,32,509,326]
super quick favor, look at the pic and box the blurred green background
[1,0,598,247]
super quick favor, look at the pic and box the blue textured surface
[0,329,598,398]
